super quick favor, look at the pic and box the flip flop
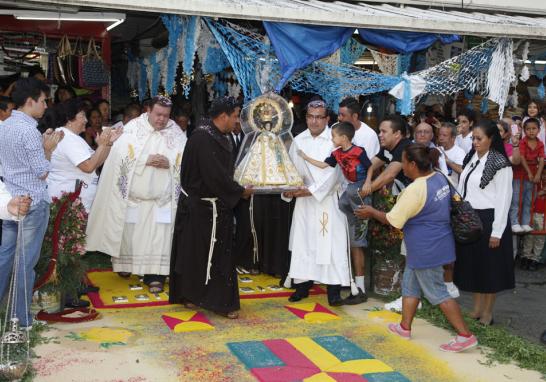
[148,281,164,294]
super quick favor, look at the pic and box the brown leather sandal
[216,311,239,319]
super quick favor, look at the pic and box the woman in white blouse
[48,99,122,212]
[454,119,515,326]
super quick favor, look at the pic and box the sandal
[183,301,197,309]
[216,311,239,319]
[148,281,164,294]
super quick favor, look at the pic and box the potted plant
[33,190,88,313]
[367,187,404,295]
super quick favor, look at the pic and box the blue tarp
[263,21,353,91]
[262,21,460,91]
[357,29,461,54]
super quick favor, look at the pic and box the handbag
[54,35,72,85]
[66,37,82,87]
[81,38,110,88]
[437,171,483,244]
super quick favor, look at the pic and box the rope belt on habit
[202,197,218,285]
[249,194,259,265]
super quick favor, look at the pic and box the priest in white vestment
[86,96,187,293]
[282,98,350,307]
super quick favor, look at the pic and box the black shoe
[342,288,368,305]
[528,260,538,271]
[520,258,530,270]
[288,290,309,302]
[541,330,546,345]
[79,285,100,295]
[328,297,344,307]
[65,298,91,309]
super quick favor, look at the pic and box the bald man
[413,122,449,176]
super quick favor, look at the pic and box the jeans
[339,179,371,247]
[0,200,49,327]
[510,179,533,226]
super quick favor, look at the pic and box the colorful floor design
[238,274,325,299]
[86,269,170,308]
[162,311,215,332]
[228,335,411,382]
[85,269,326,309]
[285,303,341,323]
[36,279,477,382]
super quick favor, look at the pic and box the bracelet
[512,145,519,148]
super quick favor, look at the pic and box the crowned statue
[234,92,304,193]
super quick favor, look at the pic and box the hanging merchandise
[54,35,72,86]
[80,38,110,88]
[358,29,460,54]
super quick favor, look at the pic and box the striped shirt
[0,110,50,204]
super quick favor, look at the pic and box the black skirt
[454,209,515,293]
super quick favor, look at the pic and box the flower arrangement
[368,187,404,261]
[34,191,88,301]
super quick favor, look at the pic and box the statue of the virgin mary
[234,92,304,193]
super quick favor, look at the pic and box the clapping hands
[42,128,64,152]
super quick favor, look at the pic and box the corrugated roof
[23,0,546,39]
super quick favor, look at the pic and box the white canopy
[22,0,546,39]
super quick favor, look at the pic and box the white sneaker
[446,283,460,298]
[521,225,533,232]
[384,296,422,312]
[512,224,524,233]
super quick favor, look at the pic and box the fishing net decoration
[131,15,514,118]
[205,18,400,111]
[340,37,367,65]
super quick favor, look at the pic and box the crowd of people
[0,76,544,352]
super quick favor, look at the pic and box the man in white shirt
[336,97,380,303]
[438,122,466,187]
[338,98,380,159]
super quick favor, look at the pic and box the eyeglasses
[306,114,327,121]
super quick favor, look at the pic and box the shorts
[338,179,371,248]
[402,265,451,305]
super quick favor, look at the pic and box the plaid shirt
[0,110,50,204]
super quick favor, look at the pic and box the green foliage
[416,300,546,377]
[35,194,88,300]
[368,187,404,263]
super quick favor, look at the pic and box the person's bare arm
[360,156,385,196]
[534,158,544,184]
[361,161,402,197]
[297,150,329,169]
